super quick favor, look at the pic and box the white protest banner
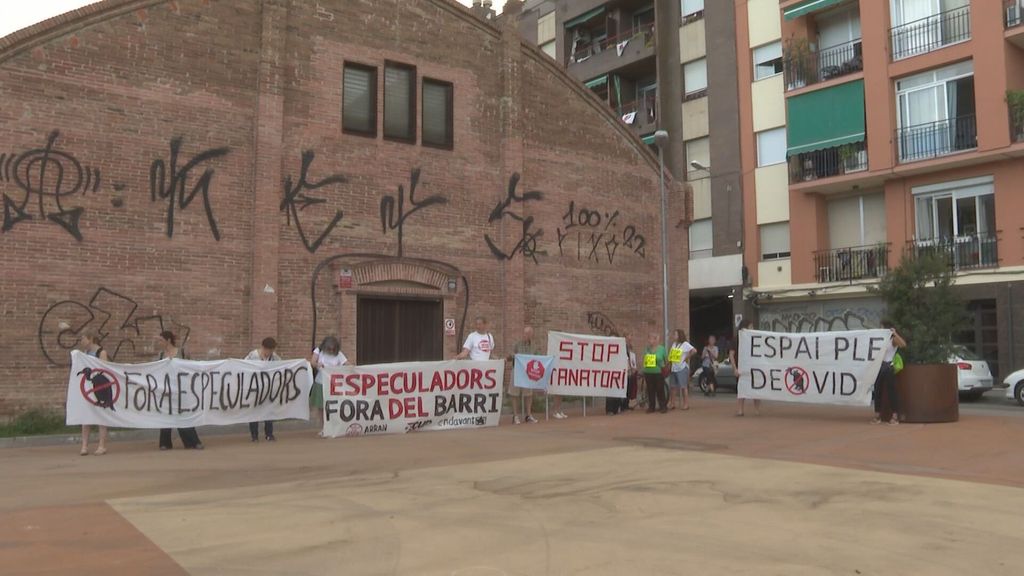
[546,332,628,398]
[738,329,892,406]
[66,350,313,427]
[321,359,504,437]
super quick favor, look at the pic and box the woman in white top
[668,329,696,410]
[310,335,348,435]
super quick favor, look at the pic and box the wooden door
[357,297,443,365]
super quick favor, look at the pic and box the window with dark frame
[422,78,454,149]
[384,62,416,142]
[343,63,377,136]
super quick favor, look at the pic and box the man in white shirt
[245,337,281,442]
[457,316,494,361]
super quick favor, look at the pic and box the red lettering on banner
[484,369,497,389]
[330,374,346,396]
[377,373,390,396]
[470,369,483,390]
[345,375,361,395]
[360,374,375,395]
[608,343,620,359]
[590,343,605,362]
[389,398,403,418]
[559,341,573,360]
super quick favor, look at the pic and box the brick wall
[0,0,687,416]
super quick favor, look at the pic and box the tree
[871,252,966,364]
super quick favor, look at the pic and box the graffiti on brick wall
[758,300,885,333]
[586,311,620,337]
[557,201,646,264]
[381,168,448,258]
[0,131,100,241]
[281,150,347,253]
[149,137,231,241]
[38,288,190,367]
[485,173,545,263]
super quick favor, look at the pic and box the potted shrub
[871,252,967,423]
[1007,89,1024,142]
[784,36,813,90]
[839,144,867,173]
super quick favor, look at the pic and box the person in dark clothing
[246,337,281,442]
[157,331,204,450]
[873,320,907,425]
[642,331,668,414]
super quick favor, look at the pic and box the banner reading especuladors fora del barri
[737,329,893,406]
[546,331,628,398]
[321,359,505,438]
[66,350,313,427]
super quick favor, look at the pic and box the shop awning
[565,7,605,28]
[783,0,846,21]
[641,134,656,145]
[584,75,608,89]
[786,79,865,156]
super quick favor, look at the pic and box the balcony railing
[570,23,655,64]
[789,141,868,183]
[1012,111,1024,143]
[1008,2,1023,28]
[619,91,657,127]
[784,39,863,90]
[896,114,977,163]
[909,234,998,271]
[890,5,971,61]
[815,244,890,284]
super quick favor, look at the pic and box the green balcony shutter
[783,0,846,21]
[642,134,656,145]
[787,79,866,156]
[584,75,608,89]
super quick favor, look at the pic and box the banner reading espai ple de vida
[321,359,505,437]
[737,329,894,406]
[546,331,628,398]
[66,350,313,427]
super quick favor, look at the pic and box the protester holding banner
[873,321,908,425]
[699,335,720,397]
[732,320,760,417]
[311,336,348,436]
[668,329,695,411]
[507,326,539,424]
[457,316,494,361]
[157,331,204,451]
[77,333,110,456]
[642,332,668,413]
[245,337,282,442]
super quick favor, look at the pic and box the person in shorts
[507,326,539,424]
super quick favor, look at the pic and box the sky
[0,0,507,39]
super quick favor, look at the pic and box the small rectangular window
[760,222,791,260]
[753,41,783,81]
[685,137,710,179]
[690,218,713,259]
[683,58,707,96]
[343,63,376,136]
[384,62,416,142]
[540,40,556,59]
[681,0,704,17]
[422,79,454,149]
[756,127,787,167]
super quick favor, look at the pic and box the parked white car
[1003,368,1024,406]
[952,347,993,401]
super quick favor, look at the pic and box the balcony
[568,23,655,78]
[1008,1,1023,28]
[789,141,867,184]
[815,244,890,284]
[619,90,658,134]
[890,5,971,61]
[896,114,977,163]
[784,39,863,91]
[909,234,998,271]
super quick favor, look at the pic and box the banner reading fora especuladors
[66,350,313,427]
[321,359,505,438]
[737,329,892,406]
[546,332,628,398]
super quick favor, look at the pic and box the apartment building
[516,0,746,343]
[738,0,1024,377]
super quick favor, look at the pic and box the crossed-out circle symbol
[784,366,810,395]
[79,368,121,407]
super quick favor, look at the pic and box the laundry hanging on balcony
[616,39,629,56]
[786,79,866,156]
[783,0,846,21]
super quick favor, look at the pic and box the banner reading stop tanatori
[66,350,313,427]
[737,329,892,407]
[321,360,505,438]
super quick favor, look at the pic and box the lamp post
[654,129,670,346]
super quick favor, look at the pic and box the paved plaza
[3,398,1024,575]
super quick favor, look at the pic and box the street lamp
[654,129,670,346]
